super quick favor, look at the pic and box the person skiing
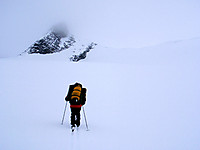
[65,82,87,131]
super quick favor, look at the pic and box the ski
[71,126,75,132]
[71,126,80,132]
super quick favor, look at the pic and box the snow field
[1,38,200,150]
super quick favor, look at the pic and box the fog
[1,0,200,57]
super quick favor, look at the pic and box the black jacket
[65,84,87,106]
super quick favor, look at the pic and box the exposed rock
[26,31,76,54]
[70,42,97,62]
[24,24,96,61]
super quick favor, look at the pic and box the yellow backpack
[71,85,82,101]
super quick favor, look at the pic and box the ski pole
[61,102,67,125]
[82,107,89,131]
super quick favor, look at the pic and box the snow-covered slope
[88,37,200,65]
[0,38,200,150]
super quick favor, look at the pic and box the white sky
[0,0,200,57]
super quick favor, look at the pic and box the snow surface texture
[0,38,200,150]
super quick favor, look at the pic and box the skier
[65,82,87,131]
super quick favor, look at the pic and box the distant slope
[87,38,200,65]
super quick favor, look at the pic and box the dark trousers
[70,108,81,127]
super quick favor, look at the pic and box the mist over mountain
[1,0,200,57]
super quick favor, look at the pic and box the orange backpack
[71,85,82,101]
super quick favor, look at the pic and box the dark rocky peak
[24,24,97,61]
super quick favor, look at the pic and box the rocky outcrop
[24,24,97,62]
[70,42,97,62]
[26,32,76,54]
